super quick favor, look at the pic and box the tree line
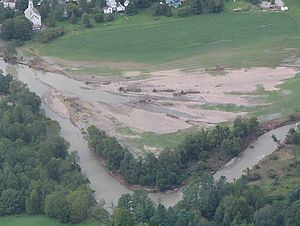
[88,117,259,191]
[111,174,300,226]
[0,74,105,224]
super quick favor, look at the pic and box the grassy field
[252,73,300,118]
[249,146,300,196]
[0,215,105,226]
[37,0,300,68]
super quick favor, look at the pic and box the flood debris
[119,87,142,92]
[166,114,179,119]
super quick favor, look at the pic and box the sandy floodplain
[49,65,297,154]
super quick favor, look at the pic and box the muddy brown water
[1,60,296,211]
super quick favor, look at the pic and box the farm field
[0,215,104,226]
[40,9,300,68]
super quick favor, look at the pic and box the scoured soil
[27,54,299,154]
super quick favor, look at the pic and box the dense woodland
[88,117,259,191]
[111,174,300,226]
[0,74,99,224]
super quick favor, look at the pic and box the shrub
[70,12,77,24]
[177,6,192,17]
[267,169,278,179]
[269,153,279,161]
[104,13,115,22]
[125,2,138,16]
[248,173,261,181]
[82,13,92,28]
[151,3,166,16]
[39,28,65,43]
[165,5,172,17]
[94,13,104,23]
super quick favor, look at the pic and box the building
[165,0,182,8]
[2,0,15,9]
[24,0,42,30]
[116,3,125,12]
[103,0,127,14]
[103,7,113,14]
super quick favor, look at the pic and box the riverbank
[8,49,300,193]
[88,112,300,193]
[2,57,300,209]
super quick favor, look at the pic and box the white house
[2,0,15,9]
[24,0,42,30]
[106,0,117,10]
[116,3,125,12]
[103,7,113,14]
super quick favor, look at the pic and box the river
[0,60,296,210]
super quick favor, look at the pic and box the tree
[48,12,57,27]
[39,0,50,19]
[1,18,15,40]
[125,2,138,16]
[94,13,104,23]
[25,189,41,214]
[12,16,32,41]
[285,200,300,226]
[149,204,170,226]
[0,189,24,215]
[254,204,283,226]
[214,195,251,226]
[113,208,134,226]
[90,200,109,222]
[0,73,13,94]
[165,6,172,17]
[1,16,32,41]
[44,190,70,223]
[221,136,242,158]
[16,0,29,12]
[82,13,92,28]
[4,42,17,63]
[66,2,80,17]
[183,174,220,219]
[66,186,92,224]
[70,12,77,24]
[191,0,203,14]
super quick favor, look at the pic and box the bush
[267,169,278,179]
[82,13,92,28]
[70,12,77,24]
[94,13,104,23]
[1,16,32,41]
[4,41,17,63]
[104,13,115,22]
[248,173,261,181]
[125,2,138,16]
[165,6,172,17]
[151,3,166,16]
[177,6,192,17]
[269,153,279,161]
[39,28,65,43]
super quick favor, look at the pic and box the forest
[88,117,259,191]
[111,173,300,226]
[0,73,99,224]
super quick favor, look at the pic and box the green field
[249,146,300,196]
[0,215,104,226]
[38,0,300,68]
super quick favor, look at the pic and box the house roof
[31,6,41,16]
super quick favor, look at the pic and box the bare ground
[34,55,299,155]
